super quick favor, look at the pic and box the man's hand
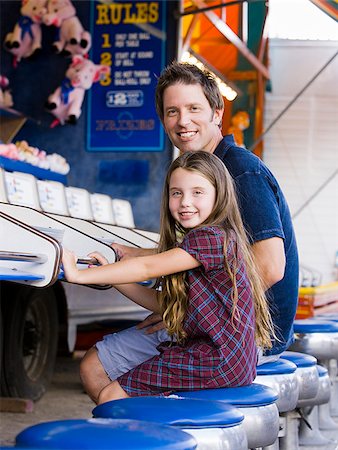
[111,244,157,260]
[136,313,165,334]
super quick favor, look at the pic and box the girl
[62,151,274,404]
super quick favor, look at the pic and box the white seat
[37,179,69,215]
[91,193,115,225]
[4,170,41,210]
[65,186,94,221]
[0,167,8,202]
[112,198,135,228]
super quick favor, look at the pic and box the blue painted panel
[88,1,166,152]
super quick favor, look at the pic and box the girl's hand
[62,248,79,283]
[88,252,108,266]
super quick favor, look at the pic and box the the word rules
[96,3,159,25]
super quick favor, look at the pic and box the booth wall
[0,1,179,231]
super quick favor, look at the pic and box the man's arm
[252,237,286,289]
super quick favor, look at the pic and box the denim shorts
[96,325,171,381]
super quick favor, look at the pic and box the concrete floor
[0,354,93,448]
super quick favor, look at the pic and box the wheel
[0,284,3,385]
[1,282,59,400]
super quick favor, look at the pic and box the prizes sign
[87,1,166,152]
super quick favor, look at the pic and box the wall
[264,39,338,284]
[0,1,178,231]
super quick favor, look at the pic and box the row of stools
[5,317,338,449]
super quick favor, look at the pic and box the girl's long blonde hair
[157,151,274,349]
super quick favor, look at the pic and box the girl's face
[169,167,216,229]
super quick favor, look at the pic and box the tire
[0,285,3,385]
[0,283,59,400]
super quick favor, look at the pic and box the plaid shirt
[118,226,257,396]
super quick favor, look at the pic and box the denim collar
[213,135,235,158]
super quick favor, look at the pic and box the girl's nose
[180,194,192,207]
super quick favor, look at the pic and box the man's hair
[155,61,224,122]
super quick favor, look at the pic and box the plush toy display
[45,55,110,126]
[0,141,70,175]
[227,110,250,147]
[43,0,91,56]
[3,0,47,66]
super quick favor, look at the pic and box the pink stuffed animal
[43,0,91,56]
[45,55,110,126]
[0,75,13,108]
[0,143,19,160]
[4,0,47,66]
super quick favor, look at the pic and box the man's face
[162,82,223,153]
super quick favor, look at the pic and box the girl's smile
[169,167,216,228]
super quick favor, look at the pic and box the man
[80,62,299,404]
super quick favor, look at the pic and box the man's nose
[177,111,191,126]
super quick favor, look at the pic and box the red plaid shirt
[118,226,257,396]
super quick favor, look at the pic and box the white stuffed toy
[43,0,91,56]
[45,55,110,126]
[4,0,47,66]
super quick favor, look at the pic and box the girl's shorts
[96,325,171,381]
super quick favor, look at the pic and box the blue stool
[281,351,319,401]
[255,358,299,450]
[15,418,197,449]
[311,315,338,418]
[291,319,338,360]
[298,365,337,448]
[175,383,280,449]
[93,397,247,450]
[290,319,338,418]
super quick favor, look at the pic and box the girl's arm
[62,247,200,286]
[88,251,162,313]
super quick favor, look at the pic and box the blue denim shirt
[214,135,299,355]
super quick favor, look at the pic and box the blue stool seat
[176,382,278,406]
[293,319,338,333]
[93,396,243,428]
[316,314,338,322]
[174,383,280,449]
[282,351,319,401]
[93,397,248,450]
[317,365,329,377]
[282,350,317,367]
[255,358,299,413]
[16,418,197,450]
[256,358,297,376]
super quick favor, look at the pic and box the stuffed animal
[227,110,250,148]
[0,75,13,108]
[43,0,91,56]
[0,143,20,159]
[3,0,47,66]
[46,153,70,174]
[45,55,110,126]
